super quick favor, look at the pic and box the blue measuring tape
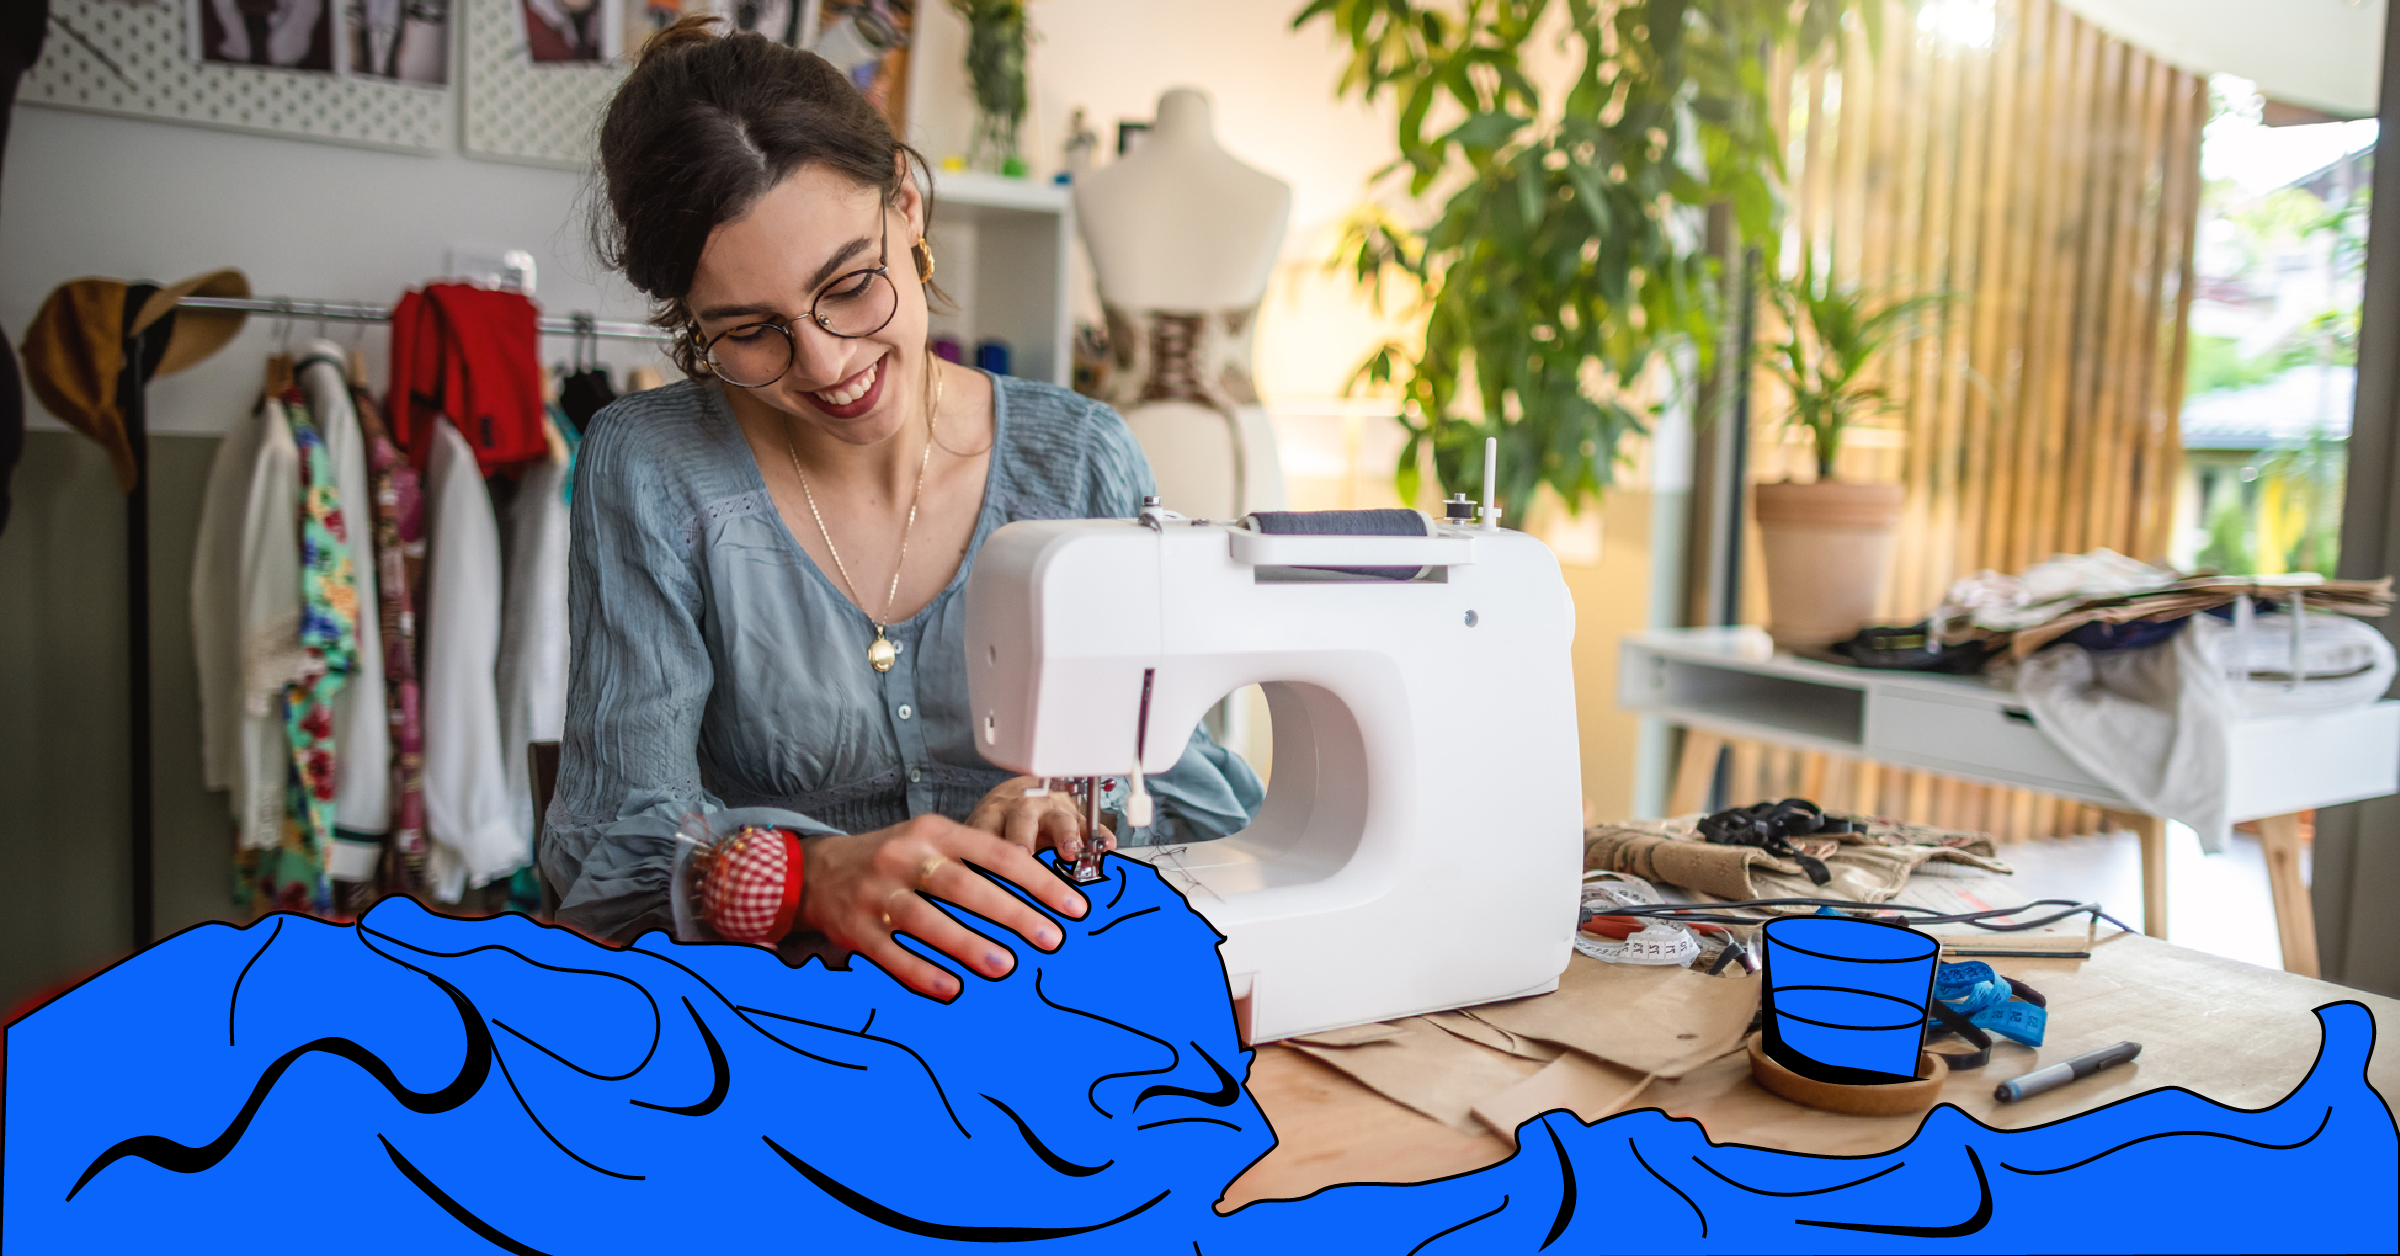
[1923,960,2047,1069]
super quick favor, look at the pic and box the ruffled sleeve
[540,409,835,942]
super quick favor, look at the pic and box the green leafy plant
[1761,258,1954,479]
[1295,0,1880,516]
[948,0,1028,167]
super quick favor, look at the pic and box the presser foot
[1053,851,1108,886]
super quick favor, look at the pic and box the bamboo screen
[1695,0,2208,841]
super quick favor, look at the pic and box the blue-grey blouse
[541,373,1265,942]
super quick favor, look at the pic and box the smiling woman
[548,16,1264,996]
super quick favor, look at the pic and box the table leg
[2255,812,2320,978]
[1669,731,1725,817]
[2124,813,2169,940]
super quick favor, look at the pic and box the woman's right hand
[794,815,1090,1000]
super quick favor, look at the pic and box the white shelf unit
[924,171,1074,388]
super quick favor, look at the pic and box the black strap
[1925,998,1994,1071]
[1921,977,2044,1071]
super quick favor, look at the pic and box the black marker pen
[1995,1041,2142,1103]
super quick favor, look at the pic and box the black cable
[1578,896,2135,937]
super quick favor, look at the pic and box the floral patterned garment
[354,388,428,897]
[239,393,358,912]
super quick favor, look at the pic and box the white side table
[1617,628,2400,976]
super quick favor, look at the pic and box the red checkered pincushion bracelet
[690,826,806,945]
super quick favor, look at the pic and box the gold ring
[916,855,949,888]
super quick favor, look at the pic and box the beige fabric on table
[1285,1017,1555,1133]
[1472,1051,1655,1136]
[1471,953,1762,1079]
[1583,815,2011,903]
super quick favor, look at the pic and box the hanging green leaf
[1298,0,1901,515]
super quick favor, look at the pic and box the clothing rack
[109,292,657,948]
[176,295,674,342]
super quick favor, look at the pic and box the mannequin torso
[1073,89,1292,520]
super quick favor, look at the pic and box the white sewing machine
[964,502,1583,1043]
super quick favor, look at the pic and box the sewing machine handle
[1226,532,1481,568]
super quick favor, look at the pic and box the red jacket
[389,283,546,473]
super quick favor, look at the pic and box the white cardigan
[421,419,521,900]
[190,395,306,852]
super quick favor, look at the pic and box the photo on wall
[623,0,684,58]
[717,0,798,42]
[519,0,620,62]
[810,0,910,133]
[191,0,341,73]
[346,0,449,85]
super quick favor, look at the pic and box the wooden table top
[1220,933,2400,1209]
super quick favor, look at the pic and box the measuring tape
[1575,875,1704,966]
[1926,960,2048,1069]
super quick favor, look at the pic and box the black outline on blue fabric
[727,1005,872,1070]
[985,1093,1114,1176]
[1796,1146,1992,1237]
[601,940,876,1077]
[740,1004,968,1137]
[1137,1117,1245,1133]
[1106,869,1131,910]
[1630,1136,1706,1238]
[629,998,730,1116]
[1034,968,1182,1118]
[1404,1195,1509,1255]
[379,1134,558,1256]
[358,924,663,1082]
[763,1135,1170,1240]
[2000,1106,2333,1175]
[1690,1155,1905,1196]
[67,962,491,1201]
[488,1036,645,1180]
[15,902,2391,1256]
[1088,905,1160,937]
[1539,1118,1575,1248]
[1136,1041,1241,1111]
[227,916,282,1046]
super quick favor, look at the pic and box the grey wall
[0,102,662,1013]
[0,432,226,1014]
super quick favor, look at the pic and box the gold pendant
[868,628,897,673]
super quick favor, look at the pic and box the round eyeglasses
[700,214,901,389]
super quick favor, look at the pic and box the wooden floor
[1999,825,2306,971]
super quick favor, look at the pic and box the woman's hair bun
[636,13,721,65]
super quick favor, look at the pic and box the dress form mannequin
[1074,88,1292,520]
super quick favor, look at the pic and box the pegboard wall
[462,0,624,168]
[22,0,451,153]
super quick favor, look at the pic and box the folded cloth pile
[2013,610,2397,852]
[1583,814,2011,903]
[1933,551,2394,660]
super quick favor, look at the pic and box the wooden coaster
[1746,1033,1948,1116]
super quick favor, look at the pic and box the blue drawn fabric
[5,855,2395,1254]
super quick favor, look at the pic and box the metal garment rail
[177,294,672,342]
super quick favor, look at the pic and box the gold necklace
[784,360,946,673]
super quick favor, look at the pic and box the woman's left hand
[966,776,1117,862]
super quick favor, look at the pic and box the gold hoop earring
[912,237,936,284]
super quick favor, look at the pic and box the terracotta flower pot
[1754,480,1906,654]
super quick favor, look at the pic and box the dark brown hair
[593,15,936,375]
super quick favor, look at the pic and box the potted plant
[949,0,1029,176]
[1753,260,1954,652]
[1295,0,1874,521]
